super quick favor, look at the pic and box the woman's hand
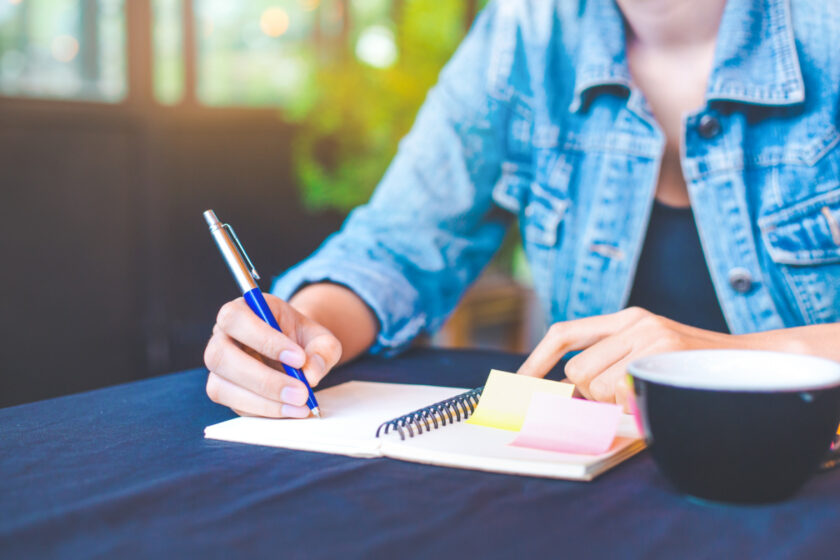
[203,294,343,418]
[517,307,738,409]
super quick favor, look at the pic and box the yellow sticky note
[466,369,575,432]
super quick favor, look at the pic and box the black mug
[628,350,840,504]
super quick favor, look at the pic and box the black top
[627,200,729,333]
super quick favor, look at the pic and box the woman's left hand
[517,307,738,410]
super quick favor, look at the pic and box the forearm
[289,283,379,365]
[736,323,840,362]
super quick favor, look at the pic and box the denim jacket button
[728,268,753,293]
[697,114,721,139]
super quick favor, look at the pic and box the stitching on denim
[705,0,804,106]
[684,130,840,182]
[780,264,817,322]
[757,187,840,229]
[561,132,660,159]
[773,0,805,98]
[531,181,569,217]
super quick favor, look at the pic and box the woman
[203,0,840,418]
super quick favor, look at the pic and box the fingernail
[309,354,327,376]
[281,386,308,406]
[279,349,306,368]
[282,404,311,418]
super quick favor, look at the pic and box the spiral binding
[375,387,484,441]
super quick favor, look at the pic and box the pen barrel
[243,288,319,411]
[206,214,258,294]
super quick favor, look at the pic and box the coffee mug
[627,350,840,504]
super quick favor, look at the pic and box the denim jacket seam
[771,0,806,98]
[778,265,817,321]
[686,140,839,181]
[745,131,838,168]
[708,83,804,104]
[560,137,660,159]
[758,187,840,229]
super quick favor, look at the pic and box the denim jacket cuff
[270,259,426,355]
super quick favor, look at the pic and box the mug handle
[820,435,840,471]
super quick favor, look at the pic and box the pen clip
[223,223,260,281]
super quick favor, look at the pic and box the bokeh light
[355,25,397,69]
[51,35,80,63]
[298,0,319,11]
[259,7,290,38]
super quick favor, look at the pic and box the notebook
[205,380,645,481]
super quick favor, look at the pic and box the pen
[203,209,321,418]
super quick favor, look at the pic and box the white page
[204,381,467,458]
[380,414,644,480]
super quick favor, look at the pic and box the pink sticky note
[511,393,623,455]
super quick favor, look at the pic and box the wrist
[288,284,326,321]
[732,330,811,355]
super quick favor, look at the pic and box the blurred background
[0,0,540,408]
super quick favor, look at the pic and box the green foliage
[289,0,476,211]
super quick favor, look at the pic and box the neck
[616,0,727,49]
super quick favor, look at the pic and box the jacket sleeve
[272,2,512,354]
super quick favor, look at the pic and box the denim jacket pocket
[492,162,569,247]
[758,187,840,323]
[759,188,840,265]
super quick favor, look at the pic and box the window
[152,0,184,104]
[0,0,126,102]
[1,0,485,108]
[194,0,320,107]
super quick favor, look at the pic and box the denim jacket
[274,0,840,353]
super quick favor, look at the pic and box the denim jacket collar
[569,0,631,113]
[707,0,804,106]
[569,0,805,113]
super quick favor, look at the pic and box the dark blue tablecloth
[2,348,840,559]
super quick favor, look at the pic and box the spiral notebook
[204,381,645,481]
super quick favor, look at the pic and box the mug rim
[628,349,840,392]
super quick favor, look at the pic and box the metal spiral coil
[375,387,484,441]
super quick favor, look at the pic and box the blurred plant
[288,0,484,211]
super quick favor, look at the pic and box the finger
[216,299,307,368]
[206,373,311,418]
[564,333,632,390]
[614,376,633,413]
[300,332,343,387]
[588,354,637,404]
[560,378,588,400]
[262,293,307,339]
[203,332,310,405]
[518,307,649,379]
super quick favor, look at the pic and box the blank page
[204,381,467,458]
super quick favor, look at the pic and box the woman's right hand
[203,293,343,418]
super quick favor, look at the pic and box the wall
[0,100,344,407]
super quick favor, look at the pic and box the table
[2,348,839,559]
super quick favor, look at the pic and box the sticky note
[510,393,623,455]
[466,370,574,431]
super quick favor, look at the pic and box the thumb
[302,333,343,387]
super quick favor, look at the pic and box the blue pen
[203,209,321,418]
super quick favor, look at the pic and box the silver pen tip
[311,407,322,418]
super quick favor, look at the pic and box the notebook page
[204,381,467,458]
[380,414,644,480]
